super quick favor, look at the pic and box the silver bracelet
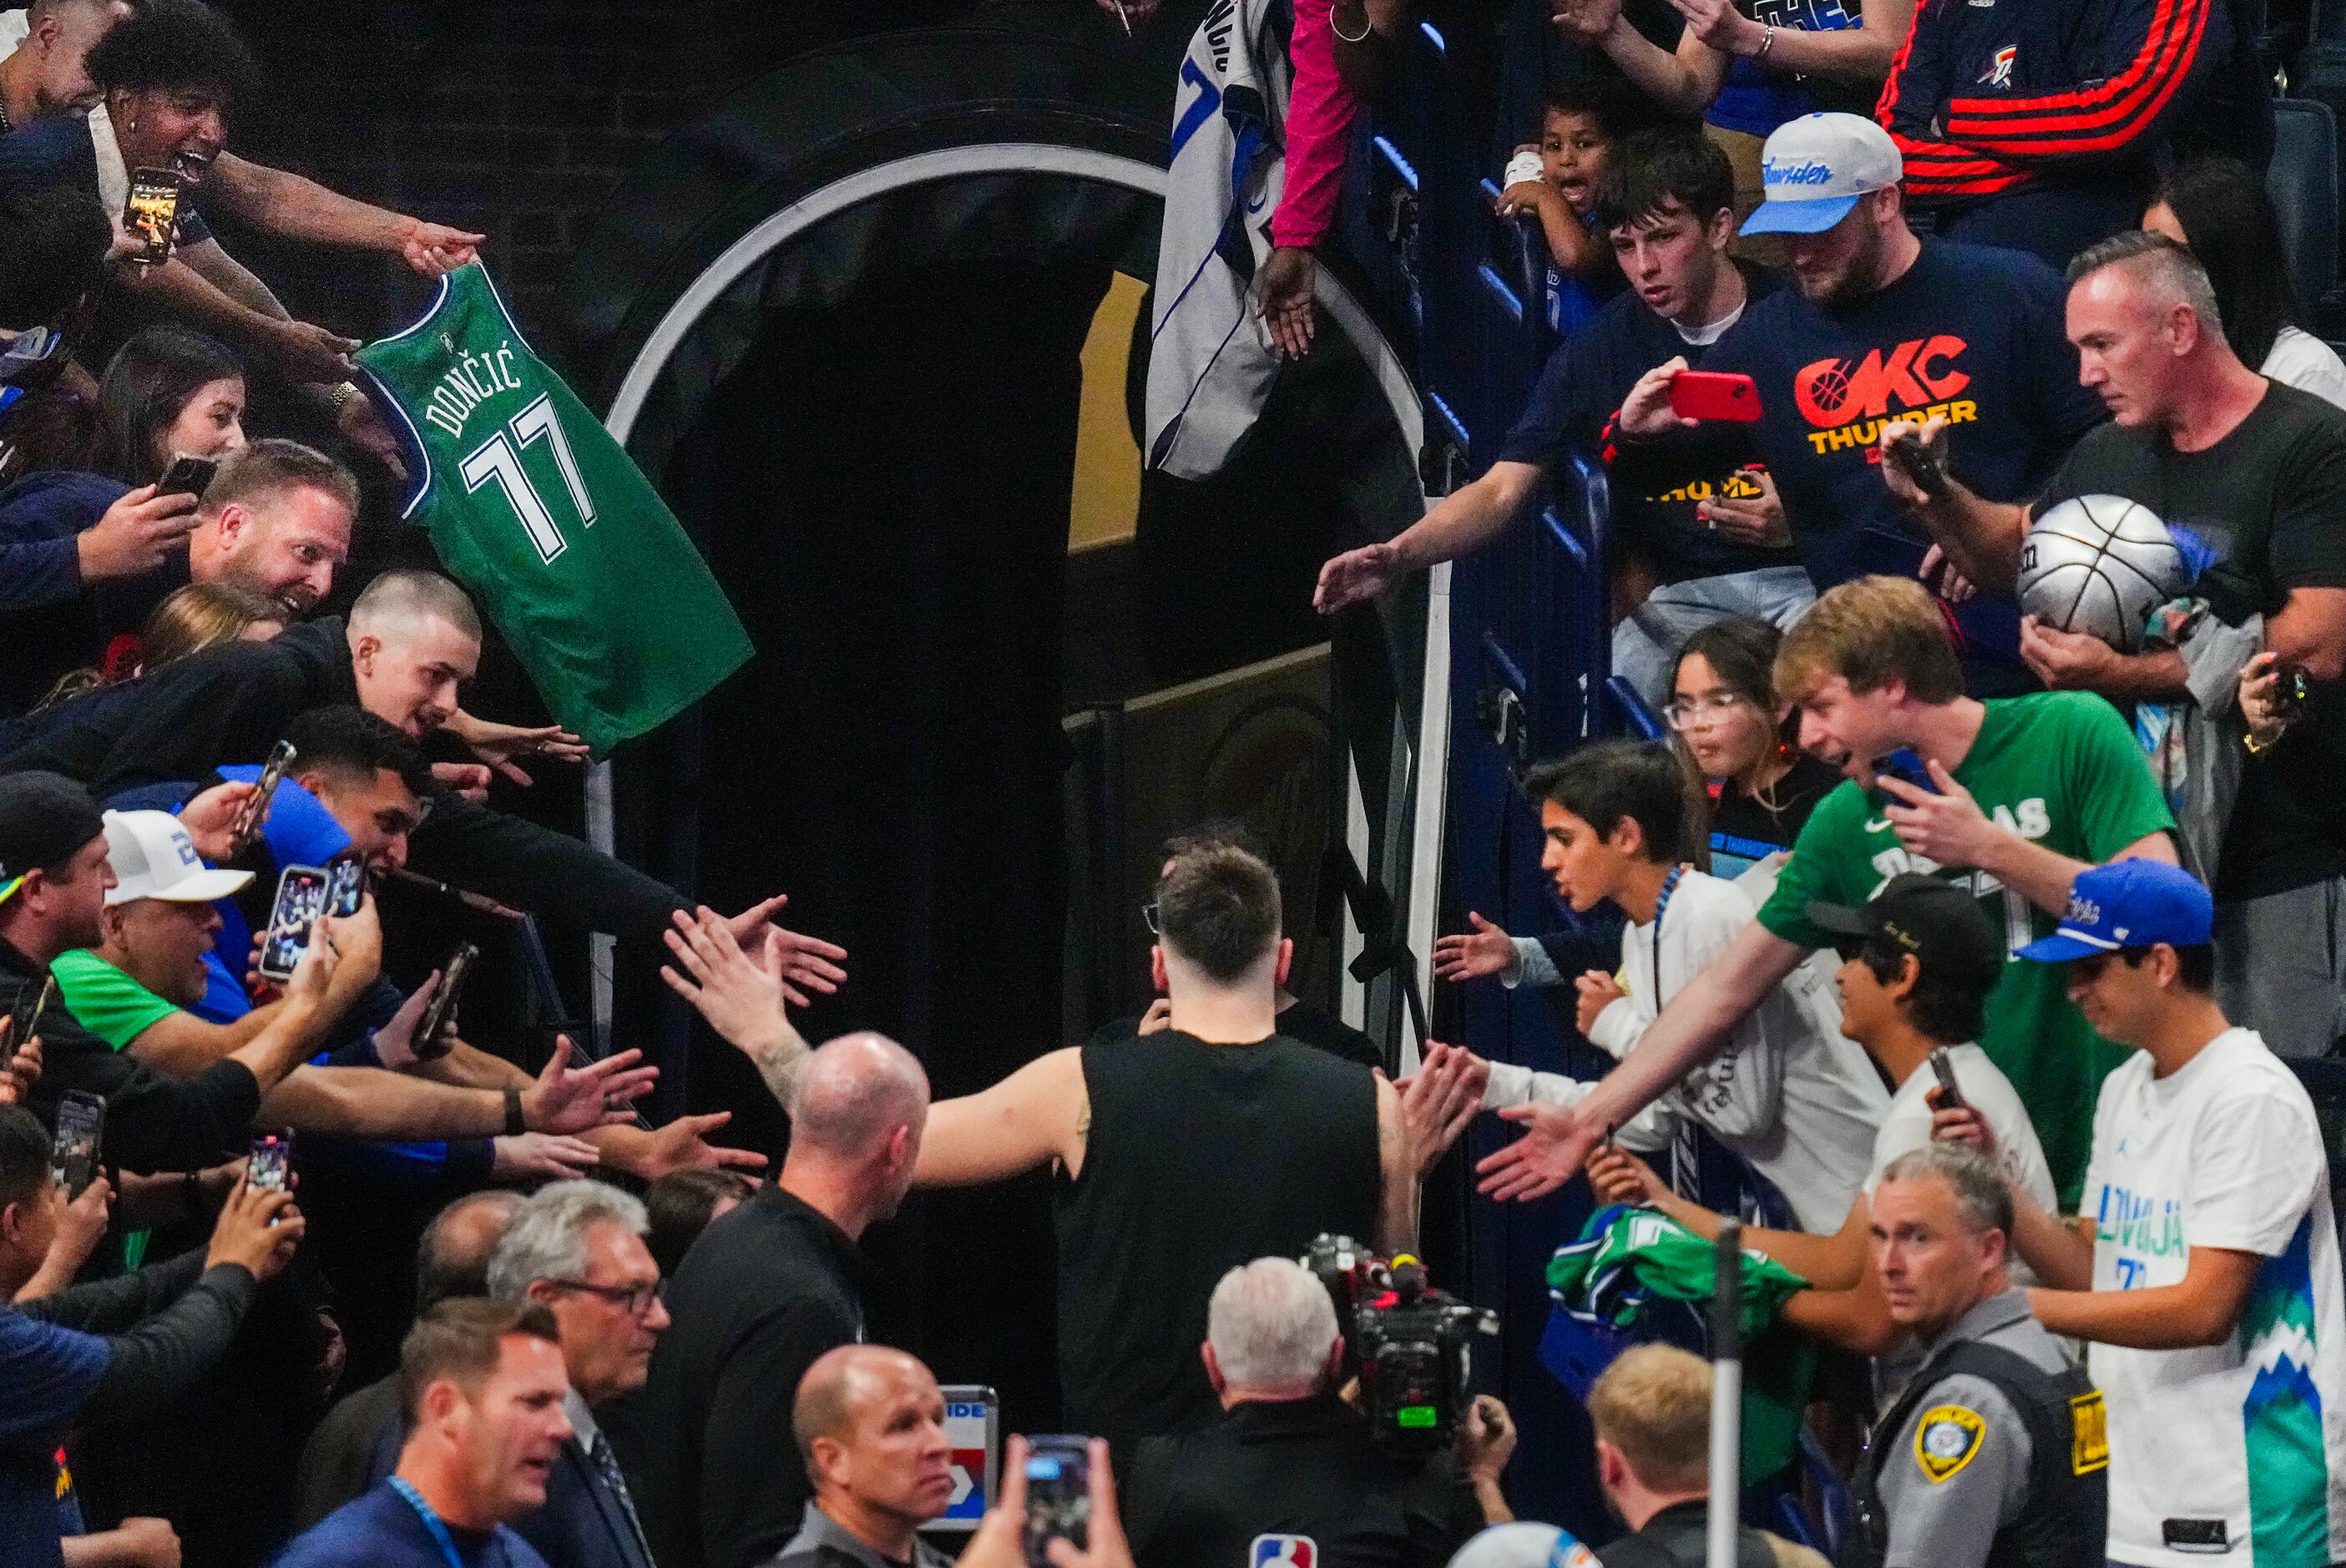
[1755,23,1776,58]
[1331,3,1373,43]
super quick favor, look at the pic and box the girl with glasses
[1666,616,1839,882]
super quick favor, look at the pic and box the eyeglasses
[546,1277,665,1317]
[1142,900,1162,936]
[1662,690,1752,731]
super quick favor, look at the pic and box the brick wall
[212,0,1112,367]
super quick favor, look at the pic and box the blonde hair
[1586,1343,1712,1493]
[34,579,282,711]
[1772,574,1964,707]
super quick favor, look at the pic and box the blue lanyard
[389,1476,486,1568]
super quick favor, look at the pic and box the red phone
[1668,371,1762,422]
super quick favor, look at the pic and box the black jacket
[1121,1393,1484,1568]
[515,1434,656,1568]
[634,1186,877,1568]
[3,936,261,1174]
[291,1370,402,1533]
[0,616,688,947]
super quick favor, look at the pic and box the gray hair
[1206,1257,1339,1396]
[795,1033,930,1161]
[1878,1141,2014,1238]
[351,566,483,643]
[2066,230,2224,336]
[485,1179,650,1301]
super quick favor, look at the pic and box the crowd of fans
[0,0,2343,1566]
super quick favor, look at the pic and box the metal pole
[1707,1219,1743,1568]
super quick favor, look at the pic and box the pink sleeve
[1268,0,1362,250]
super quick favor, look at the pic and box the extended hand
[1550,0,1623,43]
[712,898,847,1005]
[1433,912,1518,983]
[1395,1043,1489,1174]
[491,1132,602,1181]
[334,386,408,484]
[1876,760,2000,869]
[521,1037,657,1134]
[270,319,361,385]
[397,218,486,276]
[447,711,590,787]
[430,761,493,803]
[663,908,795,1045]
[1476,1100,1601,1201]
[1257,245,1317,359]
[632,1110,769,1179]
[1314,541,1402,615]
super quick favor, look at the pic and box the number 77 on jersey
[355,262,752,754]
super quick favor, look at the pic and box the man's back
[1122,1393,1480,1568]
[1055,1030,1381,1451]
[634,1186,872,1568]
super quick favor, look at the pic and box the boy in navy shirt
[1317,129,1813,705]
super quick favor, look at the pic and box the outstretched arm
[203,154,483,274]
[913,1050,1089,1189]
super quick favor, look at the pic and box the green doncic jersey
[356,263,751,753]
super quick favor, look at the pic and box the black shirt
[1055,1030,1382,1454]
[3,934,260,1173]
[1595,1500,1787,1568]
[1501,268,1801,586]
[1122,1393,1483,1568]
[1704,241,2104,594]
[2035,380,2346,899]
[1706,751,1843,879]
[634,1185,877,1568]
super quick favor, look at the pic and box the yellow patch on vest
[2070,1389,2110,1474]
[1914,1404,1985,1482]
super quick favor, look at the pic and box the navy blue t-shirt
[0,116,212,245]
[270,1483,549,1568]
[0,1308,108,1568]
[1702,240,2102,590]
[1500,268,1804,584]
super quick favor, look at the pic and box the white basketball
[2016,494,2187,653]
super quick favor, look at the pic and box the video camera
[1302,1234,1498,1450]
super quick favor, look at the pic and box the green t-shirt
[48,948,179,1052]
[1757,692,2176,1205]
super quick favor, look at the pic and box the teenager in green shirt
[1472,574,2177,1206]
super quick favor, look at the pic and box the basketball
[2016,494,2189,653]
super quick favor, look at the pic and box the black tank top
[1054,1029,1381,1452]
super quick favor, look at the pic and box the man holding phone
[1313,127,1812,706]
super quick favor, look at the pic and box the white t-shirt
[2086,1028,2346,1568]
[2263,326,2346,412]
[1867,1042,2059,1209]
[1484,869,1887,1232]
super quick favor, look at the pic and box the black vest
[1858,1339,2108,1568]
[1054,1030,1381,1453]
[1596,1500,1787,1568]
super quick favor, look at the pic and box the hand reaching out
[719,896,849,1002]
[1314,541,1403,615]
[632,1110,769,1180]
[521,1037,657,1135]
[1393,1043,1489,1173]
[447,710,590,787]
[1476,1100,1603,1201]
[397,219,486,276]
[491,1133,602,1181]
[1433,913,1518,983]
[1584,1145,1661,1207]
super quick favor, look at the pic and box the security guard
[1853,1143,2106,1568]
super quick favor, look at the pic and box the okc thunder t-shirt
[2035,380,2346,901]
[1703,240,2103,594]
[1757,690,2176,1202]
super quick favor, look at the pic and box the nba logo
[1251,1535,1317,1567]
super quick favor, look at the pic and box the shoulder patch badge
[2070,1389,2109,1474]
[1914,1404,1985,1482]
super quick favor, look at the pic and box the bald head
[417,1189,523,1311]
[794,1344,929,1464]
[792,1344,955,1530]
[795,1033,930,1161]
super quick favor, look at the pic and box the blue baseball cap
[2016,860,2213,962]
[1741,113,1904,236]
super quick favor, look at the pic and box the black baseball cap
[0,772,107,907]
[1806,873,2004,978]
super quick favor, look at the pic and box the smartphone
[52,1090,104,1198]
[1667,371,1762,423]
[230,739,299,858]
[1021,1436,1092,1567]
[2,972,58,1060]
[1874,746,1940,797]
[0,326,57,386]
[157,453,218,500]
[257,864,331,983]
[1927,1046,1967,1111]
[124,168,183,266]
[249,1130,292,1224]
[2273,662,2314,719]
[324,856,367,919]
[412,942,479,1061]
[1884,432,1951,499]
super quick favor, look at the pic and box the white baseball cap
[102,810,252,906]
[1448,1524,1602,1568]
[1742,112,1903,235]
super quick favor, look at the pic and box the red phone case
[1668,371,1762,422]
